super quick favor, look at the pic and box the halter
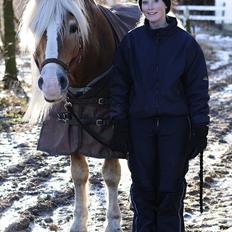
[34,37,83,73]
[34,34,114,97]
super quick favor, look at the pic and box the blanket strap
[63,100,112,148]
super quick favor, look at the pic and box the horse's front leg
[102,159,122,232]
[70,153,89,232]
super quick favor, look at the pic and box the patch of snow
[44,165,71,192]
[0,127,39,171]
[224,84,232,92]
[224,132,232,144]
[208,35,232,42]
[0,195,38,231]
[196,32,232,71]
[195,33,210,41]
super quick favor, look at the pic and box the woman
[110,0,209,231]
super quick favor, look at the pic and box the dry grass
[0,85,28,131]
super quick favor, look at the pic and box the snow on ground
[196,30,232,71]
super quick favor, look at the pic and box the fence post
[224,0,232,24]
[183,6,189,27]
[215,0,232,29]
[215,0,225,24]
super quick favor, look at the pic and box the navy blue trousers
[128,116,190,232]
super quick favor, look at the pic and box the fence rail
[176,4,232,24]
[177,5,225,11]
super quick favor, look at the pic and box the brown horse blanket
[101,3,142,41]
[37,4,141,159]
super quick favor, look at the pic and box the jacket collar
[144,16,178,37]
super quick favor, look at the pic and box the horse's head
[35,13,85,102]
[19,0,116,122]
[20,0,91,102]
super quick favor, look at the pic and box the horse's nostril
[38,77,43,89]
[60,76,68,90]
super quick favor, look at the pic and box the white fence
[176,0,232,25]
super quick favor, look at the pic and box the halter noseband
[40,58,69,72]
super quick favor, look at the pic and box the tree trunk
[3,0,18,90]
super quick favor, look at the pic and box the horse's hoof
[105,226,122,232]
[70,224,88,232]
[70,229,88,232]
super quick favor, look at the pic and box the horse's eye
[69,24,78,34]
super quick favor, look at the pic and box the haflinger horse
[19,0,141,231]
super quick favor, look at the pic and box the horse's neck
[71,3,116,86]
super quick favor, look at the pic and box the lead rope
[199,151,204,213]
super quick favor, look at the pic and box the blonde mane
[19,0,91,123]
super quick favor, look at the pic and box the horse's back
[110,3,141,29]
[99,3,142,41]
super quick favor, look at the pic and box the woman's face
[141,0,167,25]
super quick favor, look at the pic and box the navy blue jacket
[111,16,209,125]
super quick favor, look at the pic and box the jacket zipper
[156,35,160,115]
[156,119,160,127]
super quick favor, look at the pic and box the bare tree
[2,0,18,90]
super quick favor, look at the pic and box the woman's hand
[109,118,130,154]
[188,124,208,159]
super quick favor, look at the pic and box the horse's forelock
[61,1,89,45]
[19,0,89,54]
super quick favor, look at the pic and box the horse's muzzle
[38,74,69,92]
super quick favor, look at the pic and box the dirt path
[0,124,133,231]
